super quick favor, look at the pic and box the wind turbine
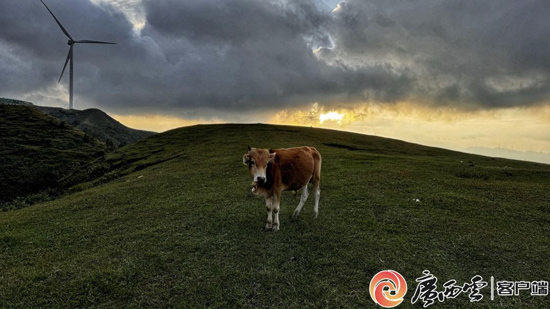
[41,0,116,110]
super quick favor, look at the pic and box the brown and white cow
[243,146,322,231]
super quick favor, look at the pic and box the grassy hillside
[1,124,549,308]
[0,105,107,207]
[35,106,155,147]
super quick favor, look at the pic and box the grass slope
[35,106,155,147]
[1,124,549,308]
[0,105,107,207]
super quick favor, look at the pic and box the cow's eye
[250,161,255,165]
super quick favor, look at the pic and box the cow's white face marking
[243,147,276,185]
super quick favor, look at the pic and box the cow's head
[243,146,276,184]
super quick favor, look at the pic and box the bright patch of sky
[90,0,146,33]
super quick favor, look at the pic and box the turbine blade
[58,46,72,83]
[75,40,116,44]
[40,0,73,40]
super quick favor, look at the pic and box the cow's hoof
[291,211,299,220]
[312,212,318,219]
[272,225,280,232]
[264,224,272,231]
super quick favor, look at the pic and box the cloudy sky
[2,0,550,155]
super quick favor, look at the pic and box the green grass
[1,124,549,308]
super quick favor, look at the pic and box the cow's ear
[268,152,276,162]
[243,153,251,165]
[247,145,251,151]
[268,148,274,153]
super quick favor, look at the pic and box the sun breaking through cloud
[319,111,344,124]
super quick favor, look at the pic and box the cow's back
[272,147,321,191]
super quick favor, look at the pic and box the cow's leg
[292,185,309,219]
[265,196,273,230]
[272,192,281,232]
[313,179,320,219]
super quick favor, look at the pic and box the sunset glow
[110,101,550,158]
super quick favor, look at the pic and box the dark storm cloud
[132,0,344,112]
[1,0,549,116]
[324,0,550,108]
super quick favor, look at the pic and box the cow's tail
[309,148,322,185]
[311,148,321,218]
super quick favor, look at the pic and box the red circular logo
[369,270,408,308]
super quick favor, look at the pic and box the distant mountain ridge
[35,106,155,147]
[464,146,550,164]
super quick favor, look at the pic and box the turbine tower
[41,0,116,110]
